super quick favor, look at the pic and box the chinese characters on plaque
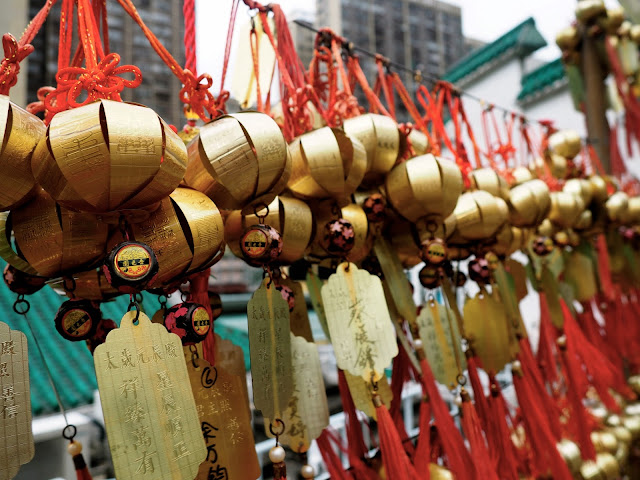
[94,311,206,480]
[0,321,34,480]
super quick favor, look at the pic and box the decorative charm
[322,219,355,256]
[103,241,159,293]
[240,224,283,267]
[94,310,206,480]
[0,321,34,480]
[54,299,101,342]
[420,237,447,265]
[164,303,211,346]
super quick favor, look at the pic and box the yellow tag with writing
[247,279,293,420]
[322,263,398,381]
[185,353,260,480]
[373,236,417,327]
[94,311,206,480]
[504,258,528,302]
[213,334,251,419]
[417,300,465,388]
[0,322,34,480]
[563,249,597,303]
[463,292,512,373]
[344,370,393,420]
[491,259,526,353]
[266,334,329,452]
[540,266,565,328]
[306,270,331,340]
[280,277,314,342]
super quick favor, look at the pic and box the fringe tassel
[390,343,417,457]
[466,354,489,432]
[595,234,615,302]
[486,377,520,480]
[413,396,431,479]
[419,358,475,480]
[375,398,421,480]
[67,441,93,480]
[537,292,559,385]
[317,430,353,480]
[460,389,499,480]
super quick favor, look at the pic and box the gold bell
[621,196,640,225]
[564,178,594,206]
[407,128,430,157]
[510,166,534,186]
[185,112,291,213]
[556,26,581,50]
[450,191,508,242]
[5,190,108,278]
[575,0,606,24]
[32,100,187,214]
[385,153,462,223]
[343,114,400,186]
[548,191,585,229]
[557,438,582,475]
[548,130,582,159]
[468,168,510,200]
[287,127,367,206]
[508,179,551,228]
[108,187,224,286]
[599,6,625,34]
[428,463,454,480]
[224,196,313,264]
[589,175,610,203]
[0,95,45,211]
[605,191,629,223]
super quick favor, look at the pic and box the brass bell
[343,114,400,186]
[591,431,619,454]
[468,168,510,200]
[548,191,585,229]
[164,302,211,345]
[185,112,291,213]
[4,189,108,278]
[595,452,620,480]
[599,6,625,34]
[385,153,462,223]
[32,99,187,214]
[564,178,594,206]
[450,191,508,242]
[287,126,367,206]
[556,26,581,50]
[0,96,45,211]
[574,209,593,231]
[340,203,372,263]
[428,463,454,480]
[621,196,640,225]
[575,0,606,24]
[224,196,313,265]
[510,166,534,186]
[606,191,629,223]
[548,130,582,159]
[103,241,159,293]
[54,299,101,342]
[590,175,610,203]
[508,179,551,228]
[557,438,582,475]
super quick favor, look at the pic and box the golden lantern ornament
[185,112,291,212]
[507,179,551,228]
[31,100,187,217]
[449,190,509,243]
[0,95,46,212]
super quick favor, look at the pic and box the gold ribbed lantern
[548,192,585,229]
[469,168,510,200]
[557,439,583,476]
[450,191,508,242]
[622,196,640,225]
[110,187,224,286]
[549,130,582,159]
[564,178,594,205]
[287,127,367,206]
[606,191,629,223]
[590,175,610,203]
[1,190,108,277]
[508,179,551,228]
[385,154,462,223]
[343,113,400,186]
[0,96,45,211]
[185,112,291,213]
[407,129,429,156]
[224,196,313,264]
[32,100,187,215]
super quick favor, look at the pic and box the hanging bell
[287,127,367,206]
[548,130,582,159]
[322,219,356,256]
[508,179,551,228]
[0,96,45,211]
[339,203,372,262]
[548,191,586,229]
[419,264,441,289]
[108,187,225,286]
[564,178,594,206]
[469,168,510,200]
[450,190,508,242]
[343,113,400,186]
[606,191,630,223]
[54,299,101,341]
[532,235,555,256]
[32,100,187,214]
[2,189,108,278]
[420,238,447,265]
[385,153,462,223]
[239,224,283,266]
[184,112,291,212]
[361,192,386,224]
[406,128,430,157]
[164,302,211,345]
[225,196,312,264]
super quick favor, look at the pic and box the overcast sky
[196,0,621,92]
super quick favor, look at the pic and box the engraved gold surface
[185,113,289,211]
[0,97,44,212]
[33,100,183,213]
[385,154,462,223]
[0,212,37,275]
[508,179,551,228]
[470,168,510,200]
[417,301,465,388]
[213,335,251,418]
[12,190,108,277]
[452,191,508,241]
[0,321,34,480]
[279,278,313,342]
[266,335,329,452]
[549,192,586,228]
[247,280,293,420]
[343,114,399,185]
[185,353,260,480]
[94,311,206,480]
[306,271,330,340]
[321,263,398,381]
[463,292,512,373]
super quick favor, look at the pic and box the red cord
[183,0,197,75]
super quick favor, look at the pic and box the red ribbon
[0,34,34,95]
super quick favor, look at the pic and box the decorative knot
[0,34,34,95]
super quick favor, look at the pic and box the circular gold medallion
[241,228,269,258]
[114,244,151,279]
[191,306,211,337]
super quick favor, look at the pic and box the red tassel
[67,441,93,480]
[390,343,416,457]
[466,355,489,432]
[317,430,354,480]
[537,292,559,385]
[338,370,371,472]
[419,358,475,480]
[375,399,421,480]
[561,301,628,411]
[557,335,597,460]
[517,338,563,440]
[486,378,520,480]
[511,366,573,480]
[596,234,615,302]
[413,397,431,478]
[578,303,622,372]
[460,390,499,480]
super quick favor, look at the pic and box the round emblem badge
[54,299,101,341]
[103,241,159,293]
[191,306,211,337]
[241,228,269,258]
[114,244,152,279]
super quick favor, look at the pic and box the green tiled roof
[518,58,566,101]
[443,17,547,84]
